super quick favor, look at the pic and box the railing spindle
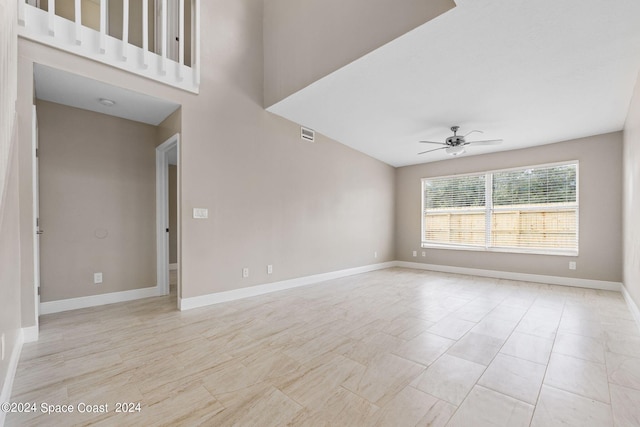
[48,0,56,35]
[18,0,26,26]
[161,0,167,74]
[178,0,184,80]
[122,0,129,59]
[100,0,106,53]
[194,0,200,84]
[74,0,81,44]
[142,0,149,68]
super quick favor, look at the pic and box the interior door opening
[156,134,180,302]
[32,105,41,331]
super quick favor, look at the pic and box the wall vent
[301,127,315,142]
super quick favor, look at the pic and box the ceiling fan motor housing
[446,136,465,146]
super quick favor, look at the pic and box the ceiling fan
[419,126,503,156]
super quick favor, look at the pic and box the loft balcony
[17,0,200,93]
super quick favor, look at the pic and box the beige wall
[157,108,181,145]
[396,133,623,282]
[1,0,18,207]
[623,71,640,308]
[41,0,101,31]
[36,100,157,302]
[263,0,455,107]
[16,0,396,305]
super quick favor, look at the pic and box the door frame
[156,133,179,297]
[32,105,40,327]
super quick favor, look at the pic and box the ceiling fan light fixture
[445,145,466,156]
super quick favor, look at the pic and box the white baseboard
[40,286,161,315]
[22,325,39,343]
[169,263,179,271]
[395,261,622,292]
[179,261,396,311]
[0,330,24,427]
[622,285,640,333]
[36,261,623,315]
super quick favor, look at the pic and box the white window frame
[421,160,579,256]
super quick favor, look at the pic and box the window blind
[422,162,578,255]
[491,164,578,252]
[423,174,486,247]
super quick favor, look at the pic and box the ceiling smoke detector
[98,98,116,107]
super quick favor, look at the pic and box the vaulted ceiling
[267,0,640,167]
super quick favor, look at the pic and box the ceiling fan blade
[418,147,447,155]
[466,139,503,146]
[419,140,446,145]
[463,130,483,138]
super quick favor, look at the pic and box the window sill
[421,243,578,257]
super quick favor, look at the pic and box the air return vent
[301,127,315,142]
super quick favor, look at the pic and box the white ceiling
[34,64,180,126]
[267,0,640,167]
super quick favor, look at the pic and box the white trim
[19,4,199,93]
[178,260,622,311]
[39,287,161,315]
[156,134,179,297]
[0,330,24,427]
[22,326,39,343]
[420,242,579,257]
[396,261,621,291]
[178,261,396,311]
[169,263,179,271]
[622,285,640,333]
[32,105,40,326]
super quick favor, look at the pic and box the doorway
[156,134,180,301]
[32,64,181,315]
[32,105,41,335]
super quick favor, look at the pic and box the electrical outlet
[422,251,426,257]
[267,265,273,274]
[242,268,249,278]
[94,272,103,284]
[374,251,378,258]
[412,251,417,257]
[1,333,5,361]
[569,262,576,270]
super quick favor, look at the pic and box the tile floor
[6,268,640,426]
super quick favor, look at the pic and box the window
[422,162,578,255]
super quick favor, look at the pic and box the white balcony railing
[17,0,200,93]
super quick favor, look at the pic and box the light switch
[193,208,208,219]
